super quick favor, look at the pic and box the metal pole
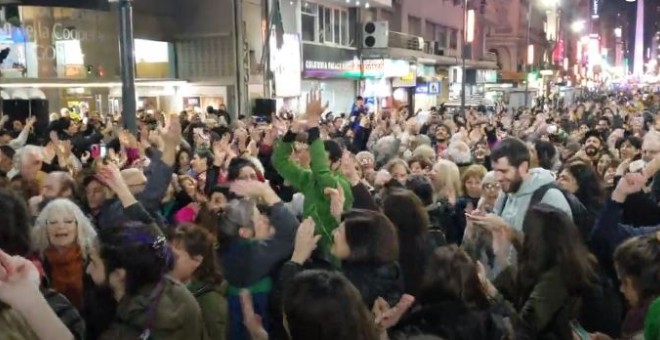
[118,0,137,134]
[460,0,467,115]
[524,0,531,109]
[233,0,247,118]
[262,0,271,98]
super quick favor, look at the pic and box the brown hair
[283,270,379,340]
[614,233,660,302]
[460,164,488,195]
[343,209,399,264]
[418,245,490,309]
[172,224,224,285]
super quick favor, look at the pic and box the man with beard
[28,171,77,216]
[466,137,571,233]
[433,124,451,154]
[582,130,604,168]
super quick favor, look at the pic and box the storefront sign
[415,82,441,95]
[476,70,497,83]
[415,84,429,94]
[591,0,600,19]
[271,33,302,97]
[428,82,440,94]
[302,44,360,78]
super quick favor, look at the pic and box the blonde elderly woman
[428,159,463,244]
[32,198,97,310]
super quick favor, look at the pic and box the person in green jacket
[272,91,353,265]
[171,225,229,340]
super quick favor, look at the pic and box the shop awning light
[0,80,188,88]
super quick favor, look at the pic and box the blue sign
[428,82,441,94]
[415,84,429,94]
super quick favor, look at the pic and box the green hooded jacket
[187,280,229,340]
[272,136,353,255]
[99,276,207,340]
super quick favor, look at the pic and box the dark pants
[228,292,269,340]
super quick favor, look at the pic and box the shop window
[302,2,353,47]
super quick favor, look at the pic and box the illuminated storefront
[0,6,190,113]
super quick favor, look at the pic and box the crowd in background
[0,89,660,340]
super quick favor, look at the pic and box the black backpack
[500,183,593,241]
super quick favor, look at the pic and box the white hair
[19,145,43,165]
[447,141,472,164]
[32,198,97,258]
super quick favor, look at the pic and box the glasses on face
[47,219,76,225]
[483,183,500,190]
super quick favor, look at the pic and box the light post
[460,0,475,115]
[110,0,137,134]
[524,0,532,108]
[624,0,644,76]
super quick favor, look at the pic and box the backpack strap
[529,183,556,208]
[495,194,508,215]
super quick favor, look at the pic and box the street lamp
[460,0,475,115]
[571,20,586,33]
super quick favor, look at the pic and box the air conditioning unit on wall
[362,21,389,49]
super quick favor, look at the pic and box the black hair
[195,149,215,168]
[97,222,173,296]
[533,140,556,170]
[227,157,258,182]
[405,175,434,206]
[0,189,32,256]
[283,270,379,340]
[490,137,530,167]
[0,145,15,160]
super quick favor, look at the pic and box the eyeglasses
[47,219,76,225]
[483,183,500,190]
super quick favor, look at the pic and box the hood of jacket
[110,276,204,339]
[496,168,563,231]
[511,168,556,197]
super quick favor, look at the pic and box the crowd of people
[0,89,659,340]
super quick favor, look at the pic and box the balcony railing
[389,31,425,51]
[387,30,461,58]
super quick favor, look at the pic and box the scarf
[44,245,84,310]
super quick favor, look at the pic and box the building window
[408,16,422,36]
[449,29,458,49]
[301,2,317,42]
[425,21,448,48]
[301,2,353,47]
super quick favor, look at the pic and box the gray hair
[447,141,472,164]
[217,199,257,238]
[19,145,43,166]
[32,198,97,258]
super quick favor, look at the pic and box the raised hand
[372,294,415,330]
[324,185,345,222]
[304,89,327,128]
[161,114,182,146]
[291,218,321,264]
[0,249,41,309]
